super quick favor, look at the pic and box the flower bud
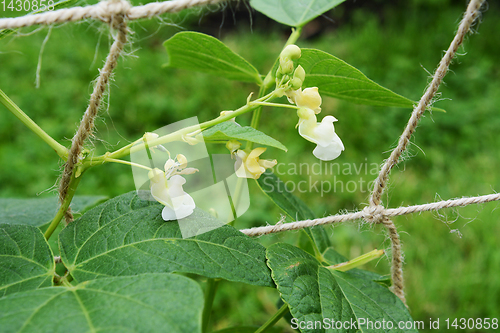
[176,154,188,169]
[143,132,159,142]
[279,58,294,75]
[226,140,241,153]
[293,65,306,82]
[280,44,301,60]
[297,107,315,120]
[290,77,302,90]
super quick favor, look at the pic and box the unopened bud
[297,107,315,120]
[290,77,302,90]
[176,154,188,169]
[280,44,301,60]
[293,65,306,82]
[226,140,241,153]
[279,58,294,75]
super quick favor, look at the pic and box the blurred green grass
[1,0,500,331]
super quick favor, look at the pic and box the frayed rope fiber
[0,0,226,29]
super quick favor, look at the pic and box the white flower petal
[161,206,178,221]
[167,175,187,199]
[312,133,345,161]
[150,181,171,207]
[311,116,338,146]
[171,194,196,219]
[298,117,319,144]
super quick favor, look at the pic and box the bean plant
[1,0,476,332]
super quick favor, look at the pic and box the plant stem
[0,88,68,160]
[254,303,289,333]
[247,26,303,150]
[250,101,299,109]
[105,157,153,171]
[44,171,81,240]
[202,278,219,333]
[326,249,385,272]
[85,90,277,166]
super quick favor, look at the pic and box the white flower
[234,148,277,179]
[148,155,198,221]
[297,107,344,161]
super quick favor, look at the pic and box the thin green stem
[84,91,278,167]
[0,88,68,160]
[247,26,303,150]
[254,303,289,333]
[44,172,81,240]
[202,278,219,333]
[106,157,153,171]
[227,176,245,227]
[247,84,267,139]
[284,27,303,48]
[250,101,299,109]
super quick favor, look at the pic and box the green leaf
[299,49,418,108]
[0,273,203,333]
[256,170,331,256]
[250,0,347,27]
[267,243,416,333]
[163,31,262,83]
[203,122,287,151]
[0,195,107,227]
[59,191,273,287]
[0,224,54,298]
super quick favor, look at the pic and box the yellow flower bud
[226,140,241,154]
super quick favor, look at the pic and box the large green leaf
[250,0,347,27]
[203,122,287,151]
[59,191,273,287]
[256,171,331,256]
[0,273,203,333]
[299,49,418,108]
[0,195,106,227]
[164,31,262,83]
[0,224,54,298]
[267,243,416,333]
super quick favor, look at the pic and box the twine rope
[57,0,129,223]
[239,192,500,237]
[0,0,225,29]
[369,0,485,207]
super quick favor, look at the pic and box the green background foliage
[1,0,500,331]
